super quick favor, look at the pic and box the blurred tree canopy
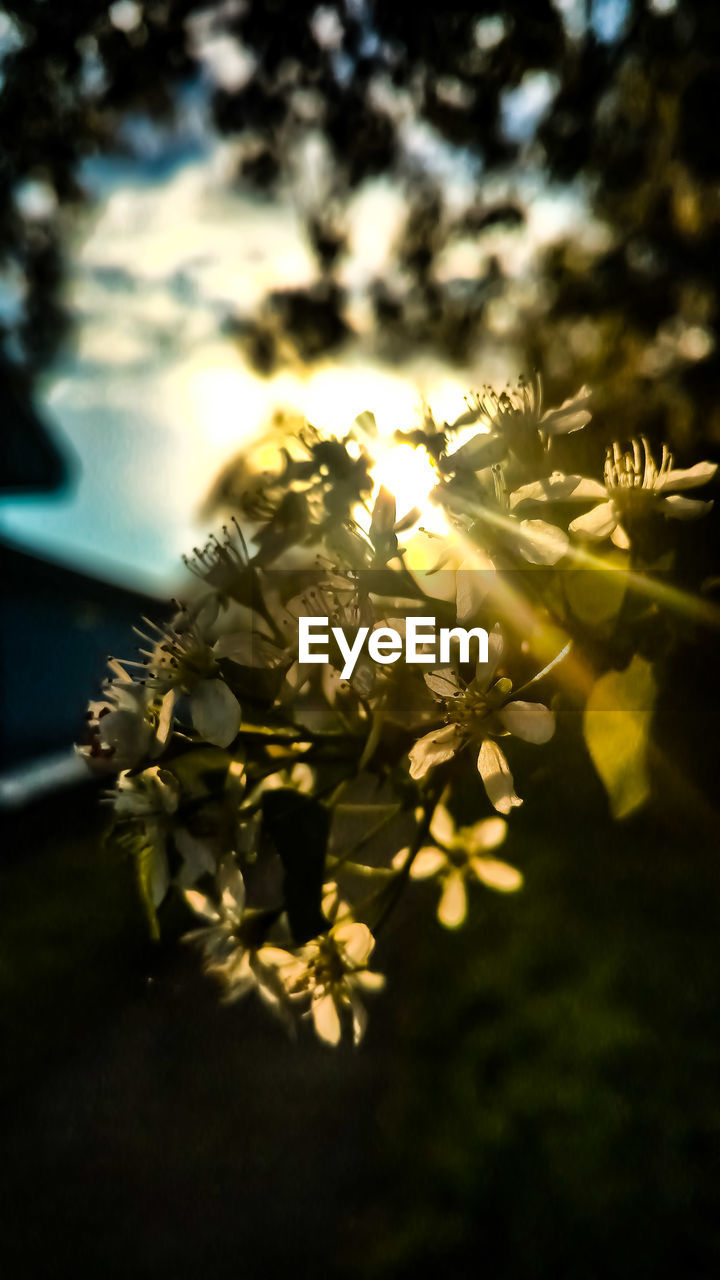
[1,0,719,468]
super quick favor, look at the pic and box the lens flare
[370,443,448,534]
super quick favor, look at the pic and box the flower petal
[437,870,468,929]
[456,560,492,622]
[394,506,422,534]
[540,386,592,435]
[219,971,257,1004]
[442,431,507,471]
[462,816,508,852]
[470,857,524,892]
[321,880,341,919]
[175,828,216,886]
[149,830,170,907]
[661,494,713,520]
[155,689,175,748]
[409,845,448,879]
[222,948,254,986]
[654,461,717,492]
[498,700,555,744]
[334,921,374,966]
[257,946,298,968]
[218,858,246,918]
[370,485,397,537]
[280,958,310,993]
[354,969,386,992]
[424,669,462,699]
[610,523,631,550]
[569,501,617,540]
[517,519,570,565]
[409,723,465,779]
[285,660,314,695]
[154,768,180,814]
[98,708,152,764]
[251,953,295,1018]
[429,803,455,847]
[183,923,228,955]
[349,990,368,1046]
[183,888,220,923]
[190,679,242,748]
[510,473,606,507]
[312,991,342,1046]
[477,740,523,814]
[542,407,592,436]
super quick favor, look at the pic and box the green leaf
[583,655,657,819]
[134,836,162,941]
[110,823,164,940]
[163,747,231,800]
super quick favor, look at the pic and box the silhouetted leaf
[252,492,309,565]
[262,789,329,943]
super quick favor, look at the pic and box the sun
[369,441,448,535]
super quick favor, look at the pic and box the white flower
[134,613,243,749]
[282,920,385,1047]
[111,765,180,906]
[113,764,179,821]
[519,440,718,549]
[392,802,520,928]
[77,662,173,773]
[476,373,592,440]
[182,517,250,597]
[368,485,421,564]
[435,461,571,566]
[273,572,371,695]
[408,625,555,813]
[184,859,295,1017]
[514,522,570,565]
[442,374,591,472]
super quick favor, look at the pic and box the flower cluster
[78,376,716,1047]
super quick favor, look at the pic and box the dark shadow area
[1,681,719,1278]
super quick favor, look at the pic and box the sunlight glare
[370,442,447,534]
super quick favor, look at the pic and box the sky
[0,13,599,594]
